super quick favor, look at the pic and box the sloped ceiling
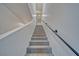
[3,3,32,23]
[0,3,32,34]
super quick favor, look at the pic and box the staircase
[25,25,53,56]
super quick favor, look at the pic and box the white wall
[42,22,76,56]
[0,3,35,56]
[0,21,35,56]
[44,3,79,54]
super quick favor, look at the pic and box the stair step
[33,30,45,33]
[32,35,46,38]
[33,33,46,35]
[29,46,50,48]
[26,53,52,56]
[31,40,48,42]
[29,42,49,46]
[31,36,47,39]
[27,47,52,54]
[32,34,46,37]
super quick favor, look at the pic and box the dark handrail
[42,21,79,56]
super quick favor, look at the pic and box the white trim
[0,21,33,40]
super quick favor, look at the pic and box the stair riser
[31,37,47,40]
[27,48,52,54]
[30,40,48,42]
[32,34,46,37]
[29,42,49,46]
